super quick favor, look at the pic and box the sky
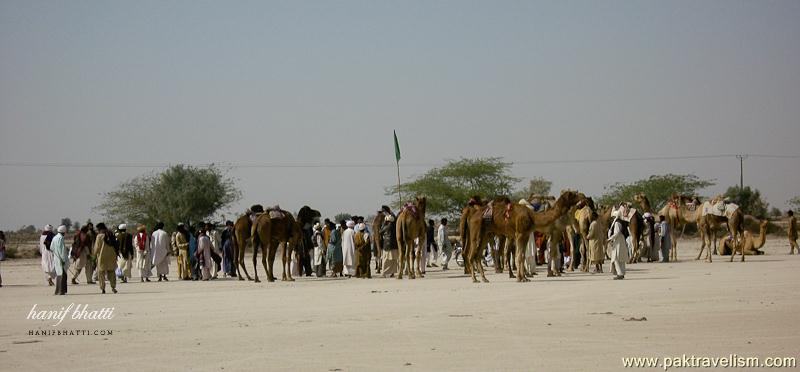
[1,0,798,230]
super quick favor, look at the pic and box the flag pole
[396,159,402,206]
[394,130,402,206]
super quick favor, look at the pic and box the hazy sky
[1,0,798,230]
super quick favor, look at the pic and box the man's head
[96,223,107,232]
[155,221,165,231]
[440,218,448,226]
[659,215,666,222]
[118,224,127,231]
[57,225,67,235]
[789,210,794,217]
[428,219,434,225]
[225,220,234,228]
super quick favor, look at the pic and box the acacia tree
[512,176,552,201]
[96,164,241,230]
[599,174,714,210]
[724,186,769,218]
[789,196,800,212]
[385,157,520,220]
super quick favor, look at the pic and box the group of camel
[458,190,766,283]
[223,190,765,284]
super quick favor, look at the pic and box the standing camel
[232,205,264,281]
[698,205,745,263]
[462,190,587,283]
[396,197,427,279]
[657,195,705,262]
[250,207,307,282]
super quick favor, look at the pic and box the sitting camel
[719,220,768,258]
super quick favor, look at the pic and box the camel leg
[397,244,405,280]
[671,228,678,262]
[505,239,515,278]
[515,233,530,283]
[409,243,417,279]
[415,238,424,278]
[266,244,277,282]
[252,242,261,283]
[237,241,253,281]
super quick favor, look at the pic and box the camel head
[633,193,646,203]
[556,190,588,210]
[297,206,321,224]
[415,196,427,214]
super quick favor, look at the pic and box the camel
[250,206,320,282]
[232,204,264,281]
[657,195,705,262]
[696,201,745,263]
[633,193,653,214]
[719,220,768,257]
[568,197,596,272]
[459,196,486,276]
[610,202,644,264]
[462,190,588,283]
[396,197,427,279]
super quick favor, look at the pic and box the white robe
[313,233,324,266]
[608,219,629,276]
[39,234,55,278]
[51,234,70,276]
[342,228,355,275]
[198,235,212,280]
[134,232,152,278]
[150,229,170,276]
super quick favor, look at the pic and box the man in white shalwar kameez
[150,222,170,281]
[607,212,628,280]
[39,225,56,286]
[52,226,70,295]
[133,226,152,282]
[342,220,356,277]
[197,230,213,280]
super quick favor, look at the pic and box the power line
[0,154,797,169]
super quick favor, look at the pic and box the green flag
[393,130,401,162]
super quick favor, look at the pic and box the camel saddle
[401,202,418,219]
[267,205,288,220]
[482,201,513,221]
[701,201,737,218]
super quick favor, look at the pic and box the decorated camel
[719,220,768,258]
[696,198,745,263]
[461,190,588,283]
[396,196,427,279]
[250,206,320,282]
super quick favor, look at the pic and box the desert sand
[1,238,798,372]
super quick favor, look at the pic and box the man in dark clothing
[426,219,438,268]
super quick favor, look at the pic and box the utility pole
[735,154,747,189]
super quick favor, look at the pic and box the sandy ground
[0,238,798,372]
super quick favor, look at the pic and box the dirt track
[1,238,798,371]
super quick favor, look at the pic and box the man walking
[437,218,453,270]
[151,222,170,281]
[93,223,118,294]
[788,210,797,254]
[71,225,95,285]
[115,224,133,283]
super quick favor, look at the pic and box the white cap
[346,220,355,228]
[44,224,53,232]
[643,212,652,218]
[57,225,67,233]
[118,224,127,230]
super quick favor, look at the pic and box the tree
[599,174,715,210]
[512,177,552,201]
[385,157,520,220]
[789,196,800,212]
[724,186,769,218]
[332,213,352,223]
[769,207,783,218]
[60,218,72,231]
[96,164,241,230]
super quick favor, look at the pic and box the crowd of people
[0,204,796,292]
